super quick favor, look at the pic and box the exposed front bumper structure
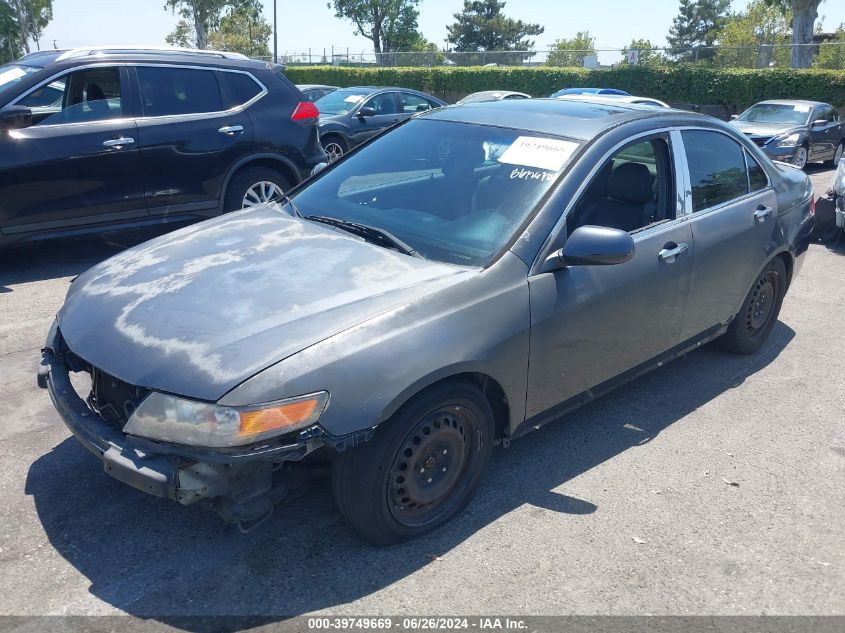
[38,321,320,529]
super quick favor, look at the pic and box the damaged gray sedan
[40,99,814,544]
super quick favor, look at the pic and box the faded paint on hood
[59,206,469,402]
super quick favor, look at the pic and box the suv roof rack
[55,46,250,62]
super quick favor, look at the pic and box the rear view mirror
[543,225,635,271]
[0,106,32,130]
[357,106,376,118]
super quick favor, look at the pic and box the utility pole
[273,0,277,64]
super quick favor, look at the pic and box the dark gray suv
[0,47,325,246]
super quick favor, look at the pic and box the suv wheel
[225,166,291,212]
[332,381,494,545]
[718,257,786,355]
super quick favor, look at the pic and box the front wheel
[332,381,495,545]
[826,142,843,168]
[793,145,809,170]
[718,257,787,355]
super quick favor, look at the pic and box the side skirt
[511,324,727,440]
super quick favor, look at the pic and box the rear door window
[137,66,222,117]
[218,71,262,109]
[681,130,749,212]
[400,92,433,113]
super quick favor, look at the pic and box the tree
[8,0,52,54]
[165,19,196,48]
[446,0,543,52]
[667,0,732,62]
[0,1,22,63]
[764,0,823,68]
[329,0,425,56]
[208,5,271,57]
[547,31,596,67]
[164,0,240,50]
[715,0,791,68]
[620,38,668,67]
[815,23,845,69]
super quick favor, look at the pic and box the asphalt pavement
[0,166,842,622]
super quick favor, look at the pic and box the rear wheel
[718,257,786,355]
[224,166,291,212]
[332,381,494,545]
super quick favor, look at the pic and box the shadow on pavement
[0,224,189,293]
[25,321,795,629]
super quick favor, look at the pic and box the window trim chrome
[9,61,267,128]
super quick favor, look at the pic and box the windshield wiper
[304,215,422,258]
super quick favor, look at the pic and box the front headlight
[123,391,329,447]
[776,133,801,147]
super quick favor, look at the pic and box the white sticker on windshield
[498,136,579,172]
[344,95,364,104]
[794,104,810,113]
[0,67,26,85]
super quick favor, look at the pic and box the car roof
[297,84,338,90]
[423,98,694,141]
[15,47,281,73]
[557,94,669,108]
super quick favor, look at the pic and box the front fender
[219,252,531,437]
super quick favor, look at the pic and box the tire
[332,381,495,545]
[826,142,843,168]
[792,145,809,170]
[718,257,787,355]
[321,135,346,163]
[224,166,291,212]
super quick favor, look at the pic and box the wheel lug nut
[442,449,447,454]
[426,477,432,483]
[419,467,425,473]
[441,466,447,472]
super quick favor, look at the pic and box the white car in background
[555,93,670,108]
[834,158,845,234]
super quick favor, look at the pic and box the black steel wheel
[718,257,786,355]
[332,381,495,545]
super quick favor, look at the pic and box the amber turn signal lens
[238,398,322,436]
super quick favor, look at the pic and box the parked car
[457,90,531,104]
[729,100,844,170]
[834,158,845,235]
[556,93,670,108]
[40,98,814,544]
[0,47,325,247]
[297,84,338,102]
[550,87,630,98]
[315,86,446,162]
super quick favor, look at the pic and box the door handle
[102,137,135,148]
[658,242,688,263]
[754,205,773,223]
[218,125,244,136]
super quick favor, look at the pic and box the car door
[352,92,400,145]
[809,105,838,161]
[0,65,144,232]
[133,64,255,214]
[525,134,694,418]
[676,129,778,341]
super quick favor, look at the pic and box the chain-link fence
[269,42,845,69]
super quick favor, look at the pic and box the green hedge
[284,65,845,112]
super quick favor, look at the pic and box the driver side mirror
[730,114,739,120]
[0,106,33,130]
[812,119,828,129]
[357,106,376,118]
[542,225,635,272]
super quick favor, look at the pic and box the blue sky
[35,0,845,62]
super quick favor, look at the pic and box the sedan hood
[58,207,469,401]
[730,120,799,137]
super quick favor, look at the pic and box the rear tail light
[809,196,816,216]
[291,101,319,122]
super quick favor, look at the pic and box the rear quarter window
[218,71,263,109]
